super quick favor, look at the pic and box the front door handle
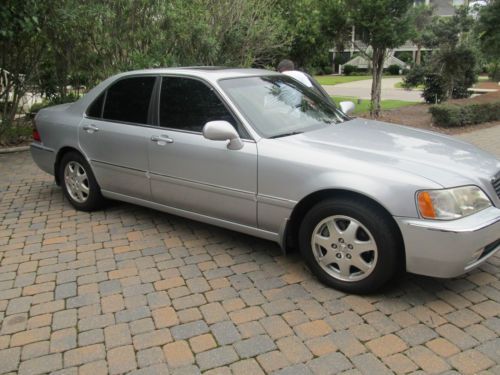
[83,124,99,133]
[151,134,174,144]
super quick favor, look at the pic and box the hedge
[429,101,500,127]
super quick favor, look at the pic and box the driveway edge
[0,146,30,154]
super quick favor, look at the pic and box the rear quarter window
[86,93,104,118]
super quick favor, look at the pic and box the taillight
[33,125,41,142]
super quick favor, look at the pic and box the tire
[298,197,401,294]
[59,151,105,211]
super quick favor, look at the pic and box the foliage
[314,75,372,85]
[419,6,478,100]
[429,101,500,127]
[433,45,477,99]
[343,65,357,76]
[403,65,426,89]
[386,64,401,75]
[407,4,434,65]
[0,0,44,134]
[29,93,80,113]
[343,0,414,117]
[476,0,500,63]
[487,62,500,81]
[0,0,291,140]
[332,96,416,114]
[423,73,448,104]
[0,119,32,146]
[394,51,414,65]
[276,0,347,70]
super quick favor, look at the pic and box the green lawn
[332,96,417,114]
[314,75,372,85]
[315,75,400,86]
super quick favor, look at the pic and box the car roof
[115,67,279,82]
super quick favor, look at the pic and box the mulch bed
[363,90,500,135]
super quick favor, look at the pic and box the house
[331,0,479,73]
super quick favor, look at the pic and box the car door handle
[151,135,174,144]
[83,124,99,133]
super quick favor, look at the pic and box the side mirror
[202,121,243,150]
[339,101,355,115]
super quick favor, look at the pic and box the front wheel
[299,198,401,294]
[59,151,104,211]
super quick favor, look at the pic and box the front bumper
[396,206,500,278]
[30,142,55,176]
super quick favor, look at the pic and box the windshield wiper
[269,131,303,139]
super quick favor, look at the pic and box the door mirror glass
[203,121,243,150]
[339,101,355,115]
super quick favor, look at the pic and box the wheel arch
[285,189,406,266]
[54,146,87,185]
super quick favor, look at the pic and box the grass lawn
[332,96,417,114]
[314,75,372,85]
[315,75,401,86]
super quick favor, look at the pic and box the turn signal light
[417,191,436,219]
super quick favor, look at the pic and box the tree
[276,0,347,71]
[0,0,46,132]
[345,0,414,117]
[476,0,500,80]
[408,4,434,65]
[423,6,478,100]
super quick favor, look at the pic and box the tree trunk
[415,45,422,65]
[370,47,385,118]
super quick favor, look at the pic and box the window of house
[159,77,243,135]
[102,76,156,124]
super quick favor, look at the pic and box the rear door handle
[151,134,174,144]
[83,124,99,133]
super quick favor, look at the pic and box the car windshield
[219,75,349,138]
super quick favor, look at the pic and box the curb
[0,146,30,154]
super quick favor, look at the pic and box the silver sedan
[31,68,500,293]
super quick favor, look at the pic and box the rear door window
[102,76,156,124]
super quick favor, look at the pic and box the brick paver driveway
[1,149,499,375]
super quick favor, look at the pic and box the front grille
[493,173,500,199]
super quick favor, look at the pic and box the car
[31,67,500,293]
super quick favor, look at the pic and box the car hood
[282,118,500,189]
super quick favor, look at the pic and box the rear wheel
[59,151,104,211]
[299,198,401,293]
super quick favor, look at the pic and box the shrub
[487,62,500,82]
[30,93,81,113]
[403,65,426,89]
[387,64,401,75]
[429,101,500,127]
[343,64,357,76]
[394,51,413,65]
[322,65,333,75]
[29,101,50,113]
[423,73,448,104]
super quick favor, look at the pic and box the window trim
[156,74,253,140]
[84,74,158,126]
[83,72,256,142]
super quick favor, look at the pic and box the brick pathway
[0,148,499,375]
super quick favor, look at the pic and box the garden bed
[369,90,500,135]
[0,118,33,147]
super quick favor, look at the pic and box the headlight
[417,186,491,220]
